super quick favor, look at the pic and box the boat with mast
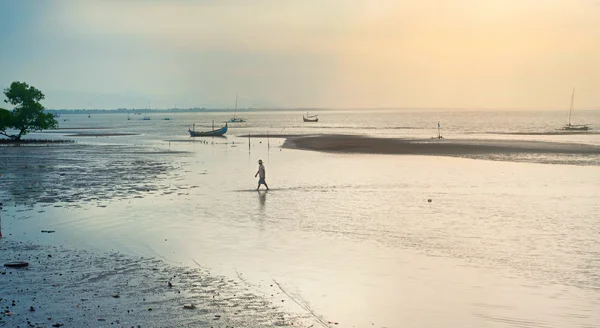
[228,94,246,123]
[563,89,589,131]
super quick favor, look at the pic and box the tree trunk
[15,129,24,141]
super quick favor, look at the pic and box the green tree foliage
[0,108,13,131]
[0,81,58,140]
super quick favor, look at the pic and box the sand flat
[0,239,319,328]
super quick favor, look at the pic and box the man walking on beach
[255,159,269,190]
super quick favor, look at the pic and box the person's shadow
[258,190,267,212]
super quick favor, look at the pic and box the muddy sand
[0,144,188,207]
[0,143,325,327]
[0,239,320,328]
[253,134,600,166]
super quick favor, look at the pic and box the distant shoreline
[44,107,600,114]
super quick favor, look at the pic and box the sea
[1,109,599,328]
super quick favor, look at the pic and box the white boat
[228,93,246,123]
[563,89,589,131]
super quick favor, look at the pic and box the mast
[234,93,238,118]
[568,88,575,126]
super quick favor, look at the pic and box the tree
[1,81,58,140]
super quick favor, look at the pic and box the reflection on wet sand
[258,190,267,212]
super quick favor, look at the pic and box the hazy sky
[1,0,599,109]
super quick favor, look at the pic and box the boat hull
[189,124,228,137]
[563,124,589,131]
[303,116,318,122]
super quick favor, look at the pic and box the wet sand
[0,239,317,328]
[0,144,189,207]
[0,143,324,327]
[2,130,599,327]
[242,134,600,165]
[278,134,600,155]
[66,133,139,137]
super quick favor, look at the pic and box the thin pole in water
[267,131,270,149]
[248,134,251,152]
[0,201,3,238]
[569,88,575,126]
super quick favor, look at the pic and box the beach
[0,239,317,328]
[0,143,324,328]
[1,110,600,328]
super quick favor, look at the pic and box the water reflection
[258,190,267,212]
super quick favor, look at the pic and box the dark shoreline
[0,139,74,145]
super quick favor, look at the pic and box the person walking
[255,159,269,190]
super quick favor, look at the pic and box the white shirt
[258,164,265,178]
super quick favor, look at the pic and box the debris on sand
[1,239,323,327]
[4,261,29,268]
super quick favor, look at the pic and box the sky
[0,0,599,110]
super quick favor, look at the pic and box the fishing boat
[188,122,228,137]
[228,94,246,123]
[303,112,318,122]
[563,89,589,131]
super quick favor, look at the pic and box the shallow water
[44,108,600,141]
[1,110,600,327]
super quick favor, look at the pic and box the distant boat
[142,116,151,120]
[189,122,228,137]
[303,112,318,122]
[88,114,91,118]
[563,89,589,131]
[162,117,172,121]
[228,93,246,123]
